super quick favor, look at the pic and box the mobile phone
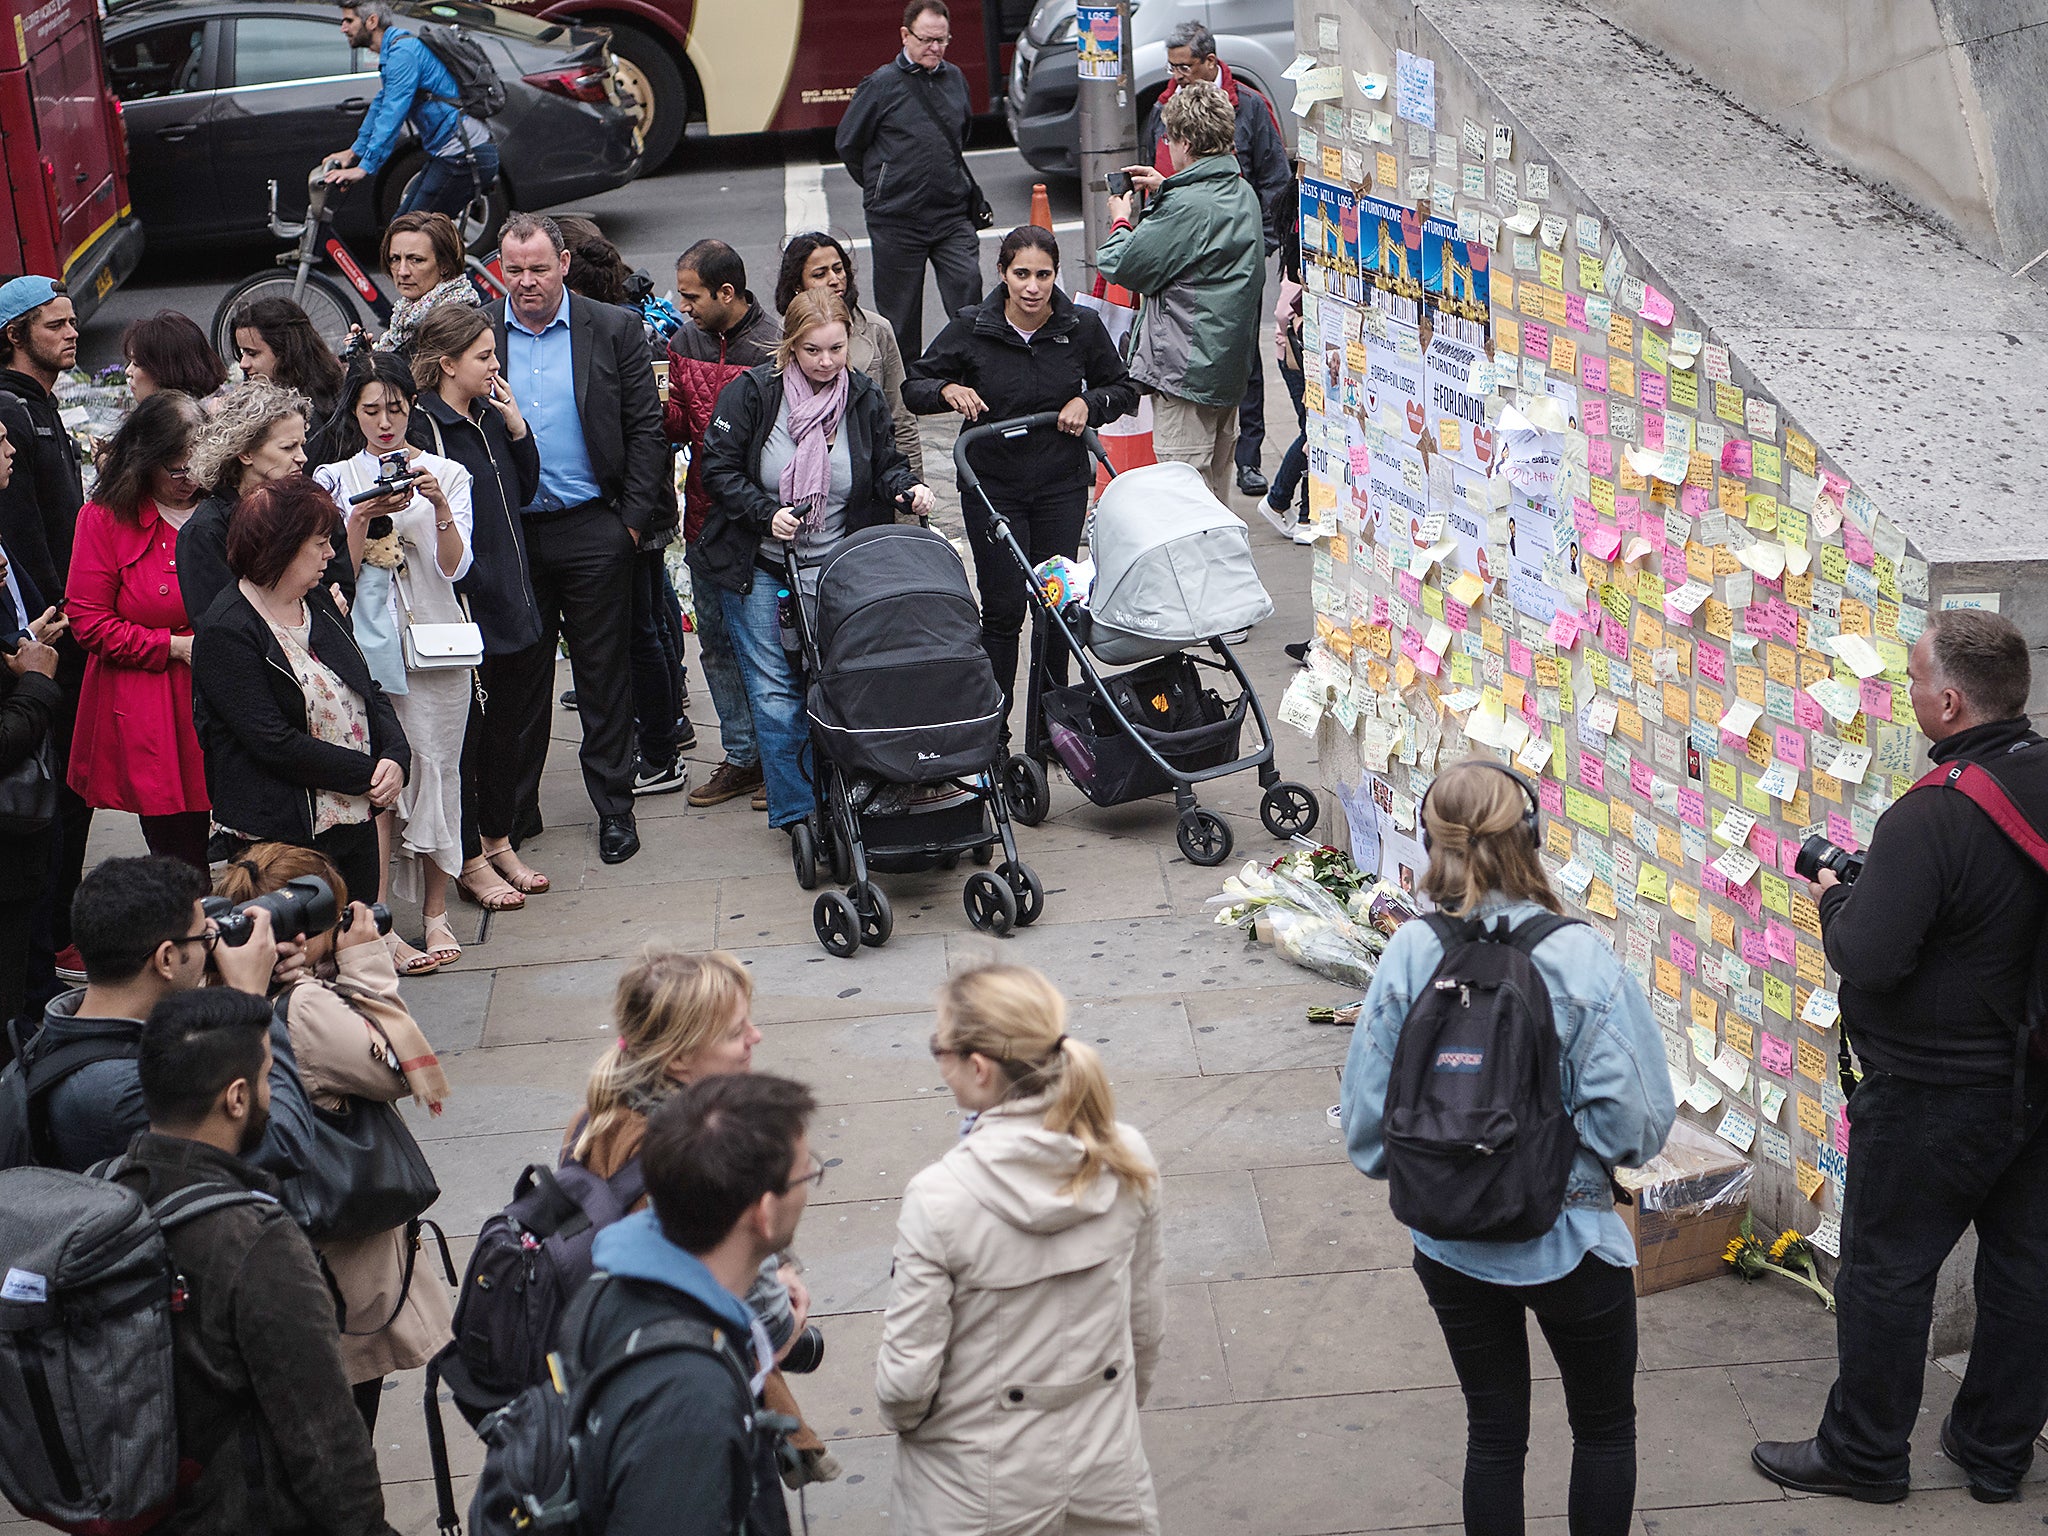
[1105,171,1133,197]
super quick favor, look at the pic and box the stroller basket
[1041,653,1246,808]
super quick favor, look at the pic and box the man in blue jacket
[324,1,497,220]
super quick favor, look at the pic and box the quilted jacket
[664,296,781,542]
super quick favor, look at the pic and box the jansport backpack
[1382,912,1584,1242]
[416,24,508,120]
[0,1164,270,1533]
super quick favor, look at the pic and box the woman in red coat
[66,392,212,869]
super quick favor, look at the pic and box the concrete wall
[1583,0,2048,275]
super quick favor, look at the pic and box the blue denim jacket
[351,27,470,175]
[1342,895,1677,1284]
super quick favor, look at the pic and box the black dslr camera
[780,1326,825,1374]
[348,450,420,520]
[1794,833,1865,887]
[204,875,391,946]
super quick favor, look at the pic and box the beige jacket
[848,305,925,482]
[877,1096,1165,1536]
[283,940,454,1383]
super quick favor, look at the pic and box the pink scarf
[778,365,850,530]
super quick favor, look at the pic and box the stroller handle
[953,413,1112,494]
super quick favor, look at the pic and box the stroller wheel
[790,822,820,890]
[997,861,1044,926]
[970,841,995,866]
[963,871,1018,935]
[937,852,960,870]
[850,880,894,948]
[813,891,861,958]
[1176,807,1234,868]
[1001,754,1049,827]
[827,828,854,887]
[1260,781,1322,840]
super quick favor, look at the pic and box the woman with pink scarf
[698,291,935,832]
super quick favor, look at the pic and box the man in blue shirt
[324,1,498,221]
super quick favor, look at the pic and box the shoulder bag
[905,77,994,229]
[395,546,485,671]
[0,730,57,837]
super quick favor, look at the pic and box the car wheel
[605,24,688,168]
[212,271,366,363]
[379,153,509,254]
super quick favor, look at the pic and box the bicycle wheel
[213,270,366,362]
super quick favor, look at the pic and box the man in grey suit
[491,212,667,864]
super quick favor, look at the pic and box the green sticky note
[1709,759,1738,799]
[1741,773,1772,815]
[1565,786,1611,835]
[1763,972,1793,1019]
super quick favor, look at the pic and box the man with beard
[0,277,89,985]
[111,987,397,1536]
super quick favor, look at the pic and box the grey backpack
[0,1164,270,1533]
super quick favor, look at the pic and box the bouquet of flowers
[1209,847,1421,988]
[1723,1213,1836,1310]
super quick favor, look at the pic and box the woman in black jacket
[0,608,60,1044]
[405,303,552,913]
[189,476,408,904]
[904,225,1138,717]
[698,292,933,832]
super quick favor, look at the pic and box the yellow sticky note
[1449,570,1485,607]
[1376,151,1398,189]
[1708,759,1738,799]
[1539,249,1564,292]
[1763,973,1793,1018]
[1671,882,1700,921]
[1795,1159,1826,1201]
[1637,864,1669,905]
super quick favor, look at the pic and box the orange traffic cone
[1088,278,1154,486]
[1029,182,1053,232]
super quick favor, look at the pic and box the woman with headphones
[1341,757,1675,1536]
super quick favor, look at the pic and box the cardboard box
[1615,1120,1752,1297]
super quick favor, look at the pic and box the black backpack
[461,1276,758,1536]
[1382,912,1584,1242]
[0,1019,140,1171]
[416,23,508,120]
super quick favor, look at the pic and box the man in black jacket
[491,212,668,864]
[0,277,89,981]
[1753,609,2048,1506]
[569,1073,822,1536]
[834,0,983,361]
[117,987,396,1536]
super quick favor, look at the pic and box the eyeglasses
[929,1032,961,1060]
[782,1152,827,1194]
[1168,59,1197,74]
[908,30,950,46]
[168,928,217,954]
[164,463,194,479]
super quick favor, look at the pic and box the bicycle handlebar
[952,413,1112,494]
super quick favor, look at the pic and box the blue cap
[0,276,60,331]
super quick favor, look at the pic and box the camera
[204,875,392,946]
[1105,170,1133,197]
[348,450,419,507]
[779,1326,825,1374]
[1794,833,1865,887]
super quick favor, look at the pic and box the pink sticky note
[1579,755,1605,793]
[1587,439,1614,476]
[1540,777,1566,816]
[1415,645,1442,676]
[1616,499,1639,534]
[1835,1108,1850,1155]
[1371,594,1391,627]
[1680,484,1710,517]
[1604,623,1630,663]
[1826,812,1860,852]
[1678,788,1706,827]
[1641,371,1667,410]
[1641,286,1675,326]
[1728,877,1763,920]
[1744,606,1771,639]
[1671,934,1698,975]
[1566,293,1588,331]
[1759,1032,1794,1077]
[1773,727,1806,770]
[1793,691,1824,730]
[1740,928,1768,965]
[1860,678,1893,721]
[1445,600,1470,632]
[1582,399,1609,437]
[1781,843,1803,879]
[1698,642,1727,684]
[1348,444,1371,477]
[1399,626,1422,659]
[1398,571,1422,605]
[1582,354,1609,392]
[1721,439,1753,477]
[1629,758,1653,796]
[1843,523,1874,567]
[1749,825,1779,869]
[1546,612,1579,648]
[1702,868,1729,899]
[1508,640,1533,675]
[1643,414,1665,452]
[1585,525,1622,560]
[1524,323,1551,364]
[1766,920,1795,964]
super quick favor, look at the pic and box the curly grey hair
[189,379,311,498]
[1162,81,1236,159]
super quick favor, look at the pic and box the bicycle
[211,160,509,362]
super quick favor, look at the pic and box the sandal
[422,913,462,967]
[485,845,550,895]
[457,856,524,911]
[385,933,441,977]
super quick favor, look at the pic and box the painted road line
[783,159,830,237]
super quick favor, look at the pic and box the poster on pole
[1076,7,1121,79]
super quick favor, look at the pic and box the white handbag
[396,556,483,670]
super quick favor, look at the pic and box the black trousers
[311,820,380,913]
[139,811,211,873]
[961,483,1088,720]
[866,213,982,362]
[1235,334,1266,471]
[1413,1249,1639,1536]
[524,507,637,817]
[1271,347,1309,515]
[1818,1068,2048,1485]
[629,546,684,764]
[461,641,553,856]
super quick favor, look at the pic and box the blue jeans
[688,543,756,768]
[718,580,809,827]
[398,141,499,218]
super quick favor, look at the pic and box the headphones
[1419,760,1542,853]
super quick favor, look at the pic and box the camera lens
[780,1326,825,1374]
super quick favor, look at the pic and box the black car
[103,0,641,249]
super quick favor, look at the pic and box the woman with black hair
[903,224,1137,719]
[314,350,473,976]
[777,231,921,479]
[229,296,348,458]
[66,392,213,869]
[122,311,228,403]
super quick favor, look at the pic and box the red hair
[226,474,342,588]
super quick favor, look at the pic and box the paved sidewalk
[22,477,2036,1536]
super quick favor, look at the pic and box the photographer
[1752,609,2048,1506]
[216,843,452,1430]
[20,855,281,1171]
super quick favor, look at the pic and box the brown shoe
[752,787,769,811]
[688,759,765,808]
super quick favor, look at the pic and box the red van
[0,0,144,321]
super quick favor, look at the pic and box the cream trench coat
[876,1095,1165,1536]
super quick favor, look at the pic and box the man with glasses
[835,0,984,360]
[9,855,282,1170]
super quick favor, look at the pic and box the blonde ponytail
[574,947,752,1163]
[936,964,1157,1196]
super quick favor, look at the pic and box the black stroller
[785,523,1044,956]
[955,414,1320,868]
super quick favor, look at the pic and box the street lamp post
[1075,1,1138,288]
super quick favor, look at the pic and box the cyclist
[323,1,497,221]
